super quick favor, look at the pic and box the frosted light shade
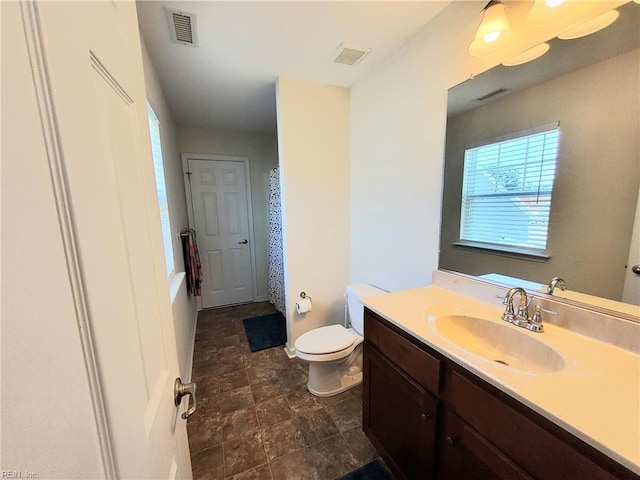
[469,2,512,57]
[526,0,572,26]
[558,10,619,40]
[503,43,550,66]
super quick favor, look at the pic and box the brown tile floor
[188,302,388,480]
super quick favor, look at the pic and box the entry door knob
[238,239,248,244]
[174,378,197,419]
[632,264,640,275]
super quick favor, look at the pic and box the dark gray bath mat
[339,459,394,480]
[242,312,286,352]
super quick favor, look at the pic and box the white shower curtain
[268,166,285,314]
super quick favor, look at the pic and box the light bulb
[483,31,501,43]
[545,0,565,7]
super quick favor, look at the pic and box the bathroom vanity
[361,277,640,480]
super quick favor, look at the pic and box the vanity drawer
[365,309,441,393]
[449,370,621,480]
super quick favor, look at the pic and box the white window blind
[460,127,560,253]
[147,103,175,276]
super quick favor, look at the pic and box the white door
[622,187,640,305]
[5,1,192,478]
[186,157,255,308]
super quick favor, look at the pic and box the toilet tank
[345,283,386,335]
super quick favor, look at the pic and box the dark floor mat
[242,312,286,352]
[339,459,394,480]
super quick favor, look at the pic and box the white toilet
[294,283,386,397]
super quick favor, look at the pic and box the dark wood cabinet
[362,308,638,480]
[440,412,533,480]
[363,345,439,480]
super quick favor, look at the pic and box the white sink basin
[428,314,565,375]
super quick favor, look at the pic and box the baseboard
[254,294,268,302]
[186,309,198,382]
[284,343,296,359]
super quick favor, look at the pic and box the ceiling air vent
[166,8,198,47]
[333,43,371,66]
[476,88,509,102]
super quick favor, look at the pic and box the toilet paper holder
[296,292,313,314]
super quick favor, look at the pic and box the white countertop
[362,285,640,474]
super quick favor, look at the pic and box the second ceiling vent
[166,8,198,47]
[333,43,371,66]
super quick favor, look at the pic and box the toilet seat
[295,325,363,362]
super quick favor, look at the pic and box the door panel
[29,1,191,478]
[92,59,169,399]
[188,158,254,307]
[203,193,221,235]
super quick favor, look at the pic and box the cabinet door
[363,345,439,480]
[440,413,533,480]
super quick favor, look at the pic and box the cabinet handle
[446,435,456,446]
[420,413,431,422]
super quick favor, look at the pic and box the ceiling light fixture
[557,9,619,40]
[526,0,571,26]
[502,43,550,66]
[468,1,512,57]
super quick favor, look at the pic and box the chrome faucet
[501,287,548,333]
[547,276,567,295]
[502,287,530,326]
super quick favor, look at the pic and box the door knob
[174,378,197,419]
[420,413,431,422]
[238,239,248,244]
[632,264,640,275]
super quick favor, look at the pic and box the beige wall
[350,2,486,292]
[276,77,351,351]
[177,126,279,301]
[440,49,640,301]
[140,39,197,380]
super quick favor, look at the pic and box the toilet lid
[295,325,356,355]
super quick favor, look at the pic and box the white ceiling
[136,1,450,134]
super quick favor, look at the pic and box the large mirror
[440,2,640,315]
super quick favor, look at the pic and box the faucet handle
[526,305,544,332]
[526,304,554,333]
[534,305,557,316]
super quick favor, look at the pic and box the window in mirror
[459,126,560,255]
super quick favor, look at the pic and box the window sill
[169,271,187,305]
[452,241,550,262]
